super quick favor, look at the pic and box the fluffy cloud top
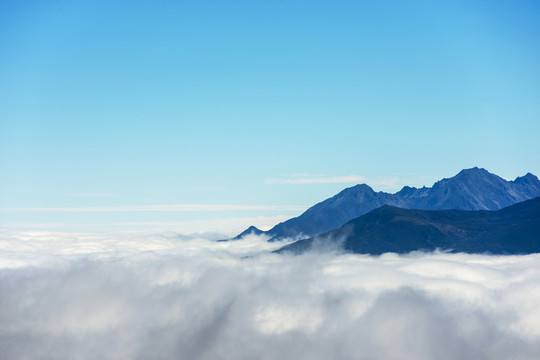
[1,230,539,359]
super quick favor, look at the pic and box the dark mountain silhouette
[235,168,540,241]
[277,196,540,255]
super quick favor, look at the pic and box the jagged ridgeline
[234,167,540,242]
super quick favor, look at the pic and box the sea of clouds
[1,229,540,359]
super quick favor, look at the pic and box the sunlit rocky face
[1,231,540,360]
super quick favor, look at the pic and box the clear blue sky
[1,0,539,234]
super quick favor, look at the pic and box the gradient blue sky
[1,0,539,234]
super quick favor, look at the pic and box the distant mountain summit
[403,167,540,210]
[235,168,540,241]
[261,183,406,240]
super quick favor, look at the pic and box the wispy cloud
[63,192,116,198]
[1,215,293,235]
[0,204,306,213]
[266,175,368,184]
[266,174,402,191]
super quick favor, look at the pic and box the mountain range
[236,167,540,241]
[277,196,540,255]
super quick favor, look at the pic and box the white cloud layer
[1,230,540,359]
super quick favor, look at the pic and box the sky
[2,3,540,357]
[1,0,540,234]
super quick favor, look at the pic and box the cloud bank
[1,231,540,359]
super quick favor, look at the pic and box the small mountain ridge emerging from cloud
[236,167,540,242]
[231,225,265,240]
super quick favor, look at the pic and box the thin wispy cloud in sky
[267,174,368,184]
[0,204,307,213]
[63,192,117,198]
[267,174,401,190]
[1,215,292,235]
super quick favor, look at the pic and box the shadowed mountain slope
[277,197,540,255]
